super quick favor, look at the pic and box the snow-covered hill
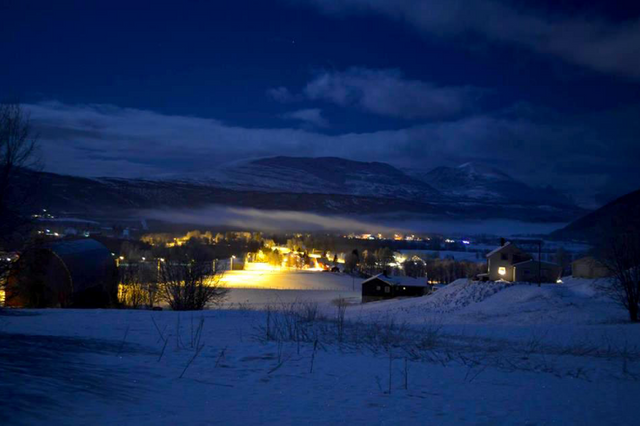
[351,277,623,326]
[412,162,574,207]
[185,156,443,202]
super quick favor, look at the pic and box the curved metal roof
[41,238,116,293]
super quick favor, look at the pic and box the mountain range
[21,156,585,223]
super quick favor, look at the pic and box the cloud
[266,86,301,102]
[270,68,482,119]
[24,100,640,206]
[280,108,329,128]
[301,0,640,79]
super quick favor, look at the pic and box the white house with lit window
[480,241,562,283]
[484,242,533,281]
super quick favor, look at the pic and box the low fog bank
[140,205,567,237]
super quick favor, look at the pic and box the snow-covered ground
[220,270,361,308]
[3,277,640,425]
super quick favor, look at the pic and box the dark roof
[362,273,428,288]
[40,238,116,292]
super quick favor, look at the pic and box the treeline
[342,247,486,284]
[422,259,486,284]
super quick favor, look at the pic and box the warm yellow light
[119,256,125,260]
[498,267,506,276]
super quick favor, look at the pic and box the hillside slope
[551,187,640,241]
[187,156,443,202]
[414,162,573,207]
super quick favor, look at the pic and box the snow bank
[351,279,509,321]
[459,277,622,325]
[351,277,625,326]
[419,279,509,313]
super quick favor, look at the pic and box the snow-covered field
[220,270,361,308]
[3,277,640,425]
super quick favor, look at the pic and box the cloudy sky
[1,0,640,207]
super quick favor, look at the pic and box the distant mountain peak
[453,162,513,181]
[407,162,574,208]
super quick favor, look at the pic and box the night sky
[2,0,640,207]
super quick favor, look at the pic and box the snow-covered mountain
[185,157,443,202]
[412,162,574,207]
[22,157,585,222]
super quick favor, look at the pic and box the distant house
[6,239,118,308]
[572,256,611,279]
[481,241,561,283]
[484,242,533,281]
[361,274,428,303]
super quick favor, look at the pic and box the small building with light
[361,274,428,303]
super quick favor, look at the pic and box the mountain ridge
[551,187,640,241]
[20,156,586,223]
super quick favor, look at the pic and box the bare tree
[0,103,40,297]
[600,232,640,322]
[344,250,359,273]
[0,103,40,243]
[404,258,426,278]
[158,248,228,310]
[119,262,157,309]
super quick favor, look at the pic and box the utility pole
[538,240,542,287]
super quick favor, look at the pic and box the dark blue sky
[1,0,640,206]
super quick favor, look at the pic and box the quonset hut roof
[41,238,116,293]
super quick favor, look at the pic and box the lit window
[385,287,390,293]
[498,267,506,276]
